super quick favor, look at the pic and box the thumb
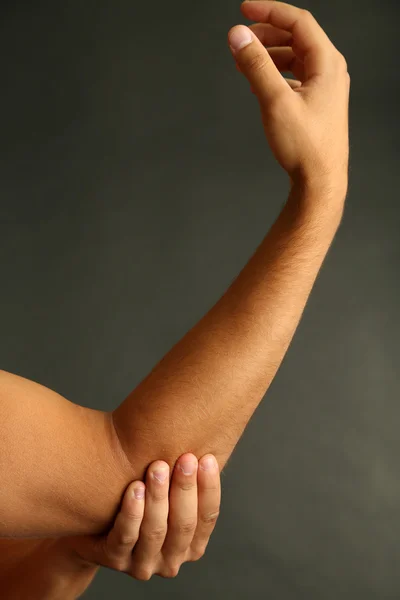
[228,25,288,103]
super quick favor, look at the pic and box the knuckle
[125,510,144,522]
[200,510,220,526]
[301,8,314,20]
[178,480,196,492]
[117,534,136,546]
[132,566,153,581]
[174,519,197,536]
[246,52,270,74]
[150,489,168,503]
[145,526,167,542]
[109,558,127,572]
[160,563,180,578]
[335,51,348,71]
[190,545,206,561]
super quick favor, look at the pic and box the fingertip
[240,0,255,15]
[130,482,145,501]
[199,454,218,473]
[175,453,198,477]
[228,25,254,54]
[149,461,170,485]
[151,459,170,471]
[177,452,197,463]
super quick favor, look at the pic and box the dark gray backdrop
[1,1,399,598]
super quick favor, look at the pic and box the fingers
[130,461,170,577]
[160,453,199,569]
[189,454,221,561]
[237,47,305,83]
[267,47,304,81]
[236,49,303,97]
[229,25,289,102]
[248,22,293,47]
[74,480,146,571]
[235,22,294,73]
[93,454,220,582]
[103,481,146,570]
[283,77,302,90]
[240,0,337,80]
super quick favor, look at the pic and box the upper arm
[0,370,132,538]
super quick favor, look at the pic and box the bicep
[0,370,131,538]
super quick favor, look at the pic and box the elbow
[109,410,208,479]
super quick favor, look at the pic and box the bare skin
[0,0,349,542]
[0,453,221,598]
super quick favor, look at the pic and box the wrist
[290,170,348,200]
[289,163,349,194]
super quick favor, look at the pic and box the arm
[0,371,129,537]
[0,537,98,600]
[0,1,350,538]
[112,181,345,473]
[112,0,351,489]
[0,182,342,538]
[0,454,221,599]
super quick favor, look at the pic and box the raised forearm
[112,182,346,475]
[0,2,349,541]
[0,183,343,539]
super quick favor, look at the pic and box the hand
[229,1,350,194]
[68,453,221,581]
[0,453,220,599]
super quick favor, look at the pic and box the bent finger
[267,46,305,82]
[251,78,301,93]
[238,46,304,83]
[229,25,290,103]
[240,0,336,80]
[131,461,170,573]
[161,453,199,561]
[248,22,293,47]
[105,481,146,568]
[189,455,221,561]
[283,77,302,90]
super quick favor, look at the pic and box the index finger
[105,482,145,566]
[240,0,336,79]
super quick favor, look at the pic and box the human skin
[0,453,221,598]
[0,1,350,539]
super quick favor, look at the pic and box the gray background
[1,0,399,598]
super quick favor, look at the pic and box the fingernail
[134,485,145,500]
[200,456,217,471]
[153,468,168,483]
[178,461,196,476]
[229,26,253,53]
